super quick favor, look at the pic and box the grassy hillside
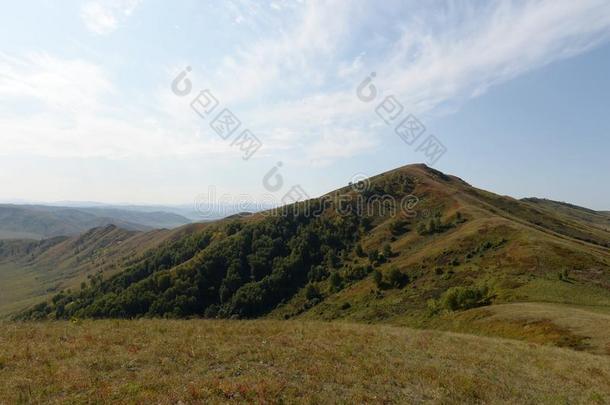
[76,207,193,230]
[14,165,609,326]
[523,198,610,232]
[0,224,208,317]
[1,319,608,404]
[417,302,610,355]
[0,204,192,240]
[3,164,610,404]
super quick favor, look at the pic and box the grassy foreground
[1,320,609,404]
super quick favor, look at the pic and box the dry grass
[1,320,609,404]
[420,302,610,355]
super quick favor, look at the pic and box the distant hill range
[0,204,193,239]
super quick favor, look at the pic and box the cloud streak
[2,0,610,162]
[196,0,610,163]
[81,0,141,35]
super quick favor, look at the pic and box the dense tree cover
[20,202,363,320]
[19,229,214,320]
[18,172,425,321]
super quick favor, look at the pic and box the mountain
[0,204,192,240]
[10,164,610,352]
[47,203,208,222]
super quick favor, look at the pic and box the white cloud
[307,127,378,167]
[0,52,113,113]
[3,0,610,163]
[204,0,610,164]
[0,54,234,159]
[81,0,141,35]
[207,0,355,104]
[374,0,610,115]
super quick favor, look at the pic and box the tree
[373,269,383,288]
[355,244,365,257]
[382,243,393,259]
[389,219,407,236]
[305,283,321,300]
[387,266,409,288]
[204,304,219,318]
[308,265,328,282]
[360,216,373,231]
[368,249,379,264]
[428,219,437,234]
[329,272,343,291]
[325,250,339,269]
[156,273,171,291]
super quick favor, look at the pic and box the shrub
[368,249,382,265]
[325,250,340,269]
[345,265,369,281]
[355,244,365,257]
[329,272,343,291]
[204,304,219,318]
[382,243,393,259]
[373,269,383,288]
[431,285,491,312]
[305,283,321,301]
[389,219,408,236]
[360,217,373,231]
[387,266,409,288]
[308,265,328,282]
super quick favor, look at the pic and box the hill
[1,319,608,404]
[74,207,193,230]
[0,204,192,240]
[0,223,208,316]
[12,164,610,352]
[522,198,610,235]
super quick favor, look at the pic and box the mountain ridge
[0,204,192,240]
[9,164,607,328]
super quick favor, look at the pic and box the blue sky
[1,0,609,209]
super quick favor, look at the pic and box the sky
[1,0,610,210]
